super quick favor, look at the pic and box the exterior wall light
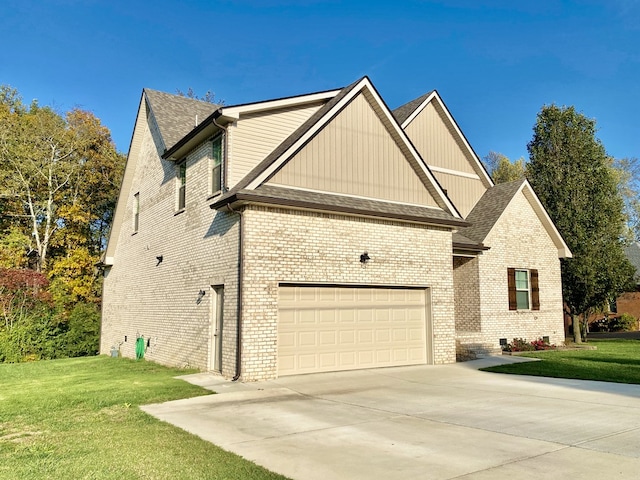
[197,289,206,304]
[156,255,163,266]
[360,252,370,263]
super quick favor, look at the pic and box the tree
[0,85,124,362]
[526,105,635,342]
[612,157,640,240]
[0,87,124,272]
[175,87,222,105]
[483,151,526,184]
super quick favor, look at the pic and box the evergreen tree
[527,105,635,342]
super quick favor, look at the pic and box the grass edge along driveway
[481,339,640,385]
[0,356,288,480]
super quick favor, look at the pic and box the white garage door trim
[278,284,432,376]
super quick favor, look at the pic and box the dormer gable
[394,91,493,217]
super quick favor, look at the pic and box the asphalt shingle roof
[624,242,640,280]
[144,89,220,152]
[211,184,468,228]
[458,179,525,243]
[392,91,434,125]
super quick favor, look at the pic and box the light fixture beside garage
[360,252,370,264]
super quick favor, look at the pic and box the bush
[0,305,61,362]
[503,337,556,352]
[58,302,101,357]
[609,313,638,332]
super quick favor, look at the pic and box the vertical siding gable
[405,102,477,174]
[228,102,325,188]
[404,101,488,217]
[435,172,488,218]
[267,93,439,207]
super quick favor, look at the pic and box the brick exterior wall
[455,192,565,356]
[240,206,457,380]
[453,256,481,332]
[100,125,241,376]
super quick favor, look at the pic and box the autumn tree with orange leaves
[0,85,124,361]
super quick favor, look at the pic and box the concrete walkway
[142,357,640,479]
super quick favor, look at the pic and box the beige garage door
[278,285,430,376]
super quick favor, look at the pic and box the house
[100,77,571,381]
[615,242,640,321]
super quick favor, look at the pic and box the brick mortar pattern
[455,193,565,355]
[240,206,457,381]
[101,125,240,376]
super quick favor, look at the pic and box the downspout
[229,205,243,381]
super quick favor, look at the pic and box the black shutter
[507,268,517,310]
[531,269,540,311]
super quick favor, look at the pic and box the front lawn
[481,339,640,384]
[0,356,288,480]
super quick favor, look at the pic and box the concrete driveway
[142,357,640,479]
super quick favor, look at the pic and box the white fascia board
[400,91,438,129]
[245,81,369,190]
[247,78,461,219]
[365,84,461,218]
[105,93,147,259]
[222,90,341,118]
[402,91,494,188]
[521,181,573,259]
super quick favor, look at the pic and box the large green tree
[527,105,635,342]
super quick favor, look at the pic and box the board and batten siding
[433,171,488,218]
[268,93,439,208]
[403,101,489,217]
[227,102,325,188]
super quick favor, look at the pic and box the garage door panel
[278,286,430,376]
[319,353,337,368]
[358,330,374,343]
[376,330,390,342]
[299,331,317,347]
[319,309,336,323]
[279,332,296,348]
[319,331,337,346]
[339,330,355,344]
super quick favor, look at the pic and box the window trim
[210,133,224,196]
[508,268,539,311]
[177,160,186,211]
[133,192,140,234]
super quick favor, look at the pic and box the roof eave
[210,191,470,229]
[162,109,225,161]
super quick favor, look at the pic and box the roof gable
[394,91,493,188]
[230,77,459,218]
[266,91,440,208]
[460,179,572,258]
[104,92,150,264]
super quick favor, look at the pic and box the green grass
[0,356,288,480]
[482,339,640,384]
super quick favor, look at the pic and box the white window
[508,268,540,311]
[177,160,186,210]
[133,192,140,233]
[211,134,224,195]
[515,270,530,310]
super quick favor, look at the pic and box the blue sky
[2,0,639,163]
